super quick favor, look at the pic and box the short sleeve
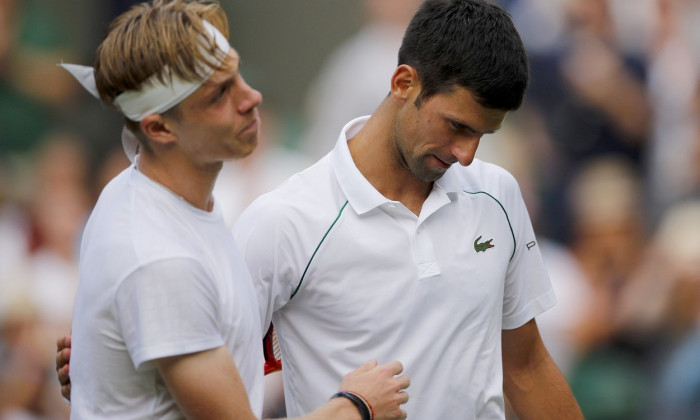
[500,174,557,330]
[114,258,224,371]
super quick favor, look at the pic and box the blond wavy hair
[94,0,230,107]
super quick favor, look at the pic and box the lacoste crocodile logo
[474,235,494,252]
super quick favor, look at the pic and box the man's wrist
[331,391,374,420]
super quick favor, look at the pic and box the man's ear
[390,64,420,102]
[139,114,177,145]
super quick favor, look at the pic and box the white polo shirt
[233,116,556,419]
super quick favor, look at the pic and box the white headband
[60,20,230,121]
[59,20,230,162]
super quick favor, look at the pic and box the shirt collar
[434,162,464,194]
[330,116,466,215]
[331,116,389,215]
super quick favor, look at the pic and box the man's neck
[347,102,432,216]
[137,151,221,212]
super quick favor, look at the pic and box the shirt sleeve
[232,199,299,333]
[114,258,224,371]
[500,173,557,330]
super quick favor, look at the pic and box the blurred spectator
[507,0,652,242]
[25,132,89,327]
[0,132,89,420]
[0,291,51,420]
[563,156,651,420]
[91,145,130,201]
[0,0,82,156]
[0,255,71,420]
[300,0,421,160]
[0,170,31,301]
[652,325,700,420]
[615,201,700,349]
[615,199,700,420]
[646,0,700,224]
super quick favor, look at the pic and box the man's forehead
[207,49,238,79]
[432,87,506,128]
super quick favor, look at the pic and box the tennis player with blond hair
[59,1,409,419]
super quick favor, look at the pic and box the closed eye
[215,83,231,100]
[212,79,234,102]
[450,120,474,134]
[451,120,466,130]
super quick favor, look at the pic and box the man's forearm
[504,352,583,420]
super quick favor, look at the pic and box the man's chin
[231,136,258,159]
[414,167,447,183]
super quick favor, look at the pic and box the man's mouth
[432,155,454,169]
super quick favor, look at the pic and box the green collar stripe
[290,200,349,299]
[464,191,516,261]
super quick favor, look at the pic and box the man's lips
[241,118,259,135]
[432,154,454,169]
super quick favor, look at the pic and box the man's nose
[238,78,263,113]
[451,136,480,166]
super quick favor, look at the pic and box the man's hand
[55,335,72,401]
[337,359,410,420]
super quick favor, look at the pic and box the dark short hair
[398,0,528,110]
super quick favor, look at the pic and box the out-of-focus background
[1,0,699,419]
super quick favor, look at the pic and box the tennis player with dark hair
[233,0,584,418]
[57,0,409,419]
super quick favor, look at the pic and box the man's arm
[502,319,584,420]
[58,337,409,420]
[155,347,409,420]
[155,346,258,419]
[157,346,408,420]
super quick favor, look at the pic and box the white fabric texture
[233,116,556,419]
[60,21,229,122]
[70,163,263,419]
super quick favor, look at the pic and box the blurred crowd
[1,0,700,419]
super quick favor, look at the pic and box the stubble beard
[398,141,446,183]
[411,155,447,183]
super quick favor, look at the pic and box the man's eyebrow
[204,55,241,85]
[453,118,500,135]
[205,73,235,88]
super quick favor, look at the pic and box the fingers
[57,362,72,401]
[56,345,71,400]
[56,347,71,372]
[338,359,410,420]
[398,375,410,391]
[383,360,403,376]
[362,358,378,371]
[56,335,71,351]
[61,382,72,401]
[350,358,378,376]
[397,390,409,404]
[57,361,71,386]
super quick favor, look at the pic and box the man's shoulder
[86,168,213,262]
[452,158,520,194]
[234,155,346,235]
[247,156,341,214]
